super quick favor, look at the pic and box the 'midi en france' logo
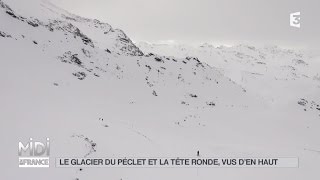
[18,138,50,168]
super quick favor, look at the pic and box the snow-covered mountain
[1,0,320,180]
[138,42,320,104]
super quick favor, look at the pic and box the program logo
[18,138,50,168]
[290,12,301,28]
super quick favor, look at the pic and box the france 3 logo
[290,12,301,28]
[18,138,50,168]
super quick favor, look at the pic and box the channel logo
[290,12,301,28]
[18,138,50,168]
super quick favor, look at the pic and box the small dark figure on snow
[197,150,200,157]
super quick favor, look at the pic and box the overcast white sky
[49,0,320,48]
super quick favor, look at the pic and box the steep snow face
[1,1,320,180]
[1,0,143,56]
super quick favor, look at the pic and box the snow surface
[0,0,319,179]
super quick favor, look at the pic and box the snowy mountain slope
[0,0,255,109]
[138,42,320,105]
[0,0,320,180]
[0,0,142,55]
